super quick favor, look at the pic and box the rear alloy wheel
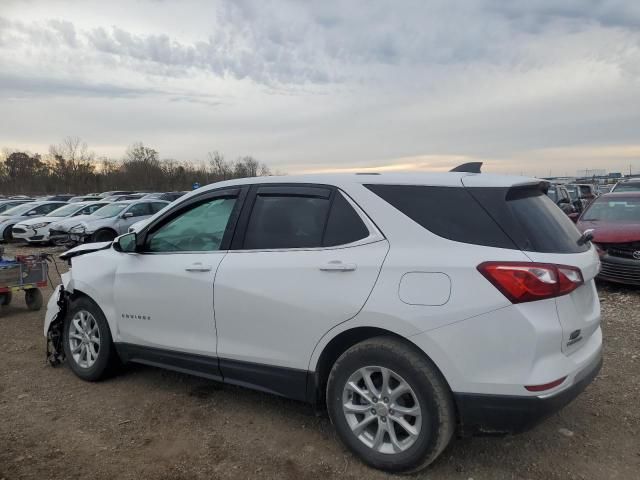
[342,366,422,454]
[327,337,455,473]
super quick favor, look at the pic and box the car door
[112,187,244,375]
[213,184,389,399]
[114,202,152,234]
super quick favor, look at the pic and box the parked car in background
[577,192,640,285]
[597,185,613,195]
[0,201,68,242]
[546,184,577,216]
[141,191,188,202]
[12,201,109,245]
[62,199,169,243]
[103,193,146,202]
[0,199,33,214]
[45,172,602,473]
[611,179,640,193]
[37,194,76,202]
[98,191,137,198]
[574,184,597,202]
[68,195,103,203]
[565,185,587,213]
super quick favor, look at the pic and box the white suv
[44,171,602,473]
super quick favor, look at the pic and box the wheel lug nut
[371,408,376,415]
[380,416,386,422]
[383,397,389,403]
[371,397,377,403]
[389,409,394,415]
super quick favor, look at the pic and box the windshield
[46,204,82,217]
[612,182,640,192]
[91,203,128,218]
[2,203,37,216]
[582,198,640,222]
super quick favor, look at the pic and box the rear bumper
[598,254,640,285]
[454,353,602,436]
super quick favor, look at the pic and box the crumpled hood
[577,219,640,244]
[49,214,107,232]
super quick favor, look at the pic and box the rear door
[462,178,601,355]
[213,185,388,398]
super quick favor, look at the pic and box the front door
[113,189,243,374]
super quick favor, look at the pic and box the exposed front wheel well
[311,327,452,410]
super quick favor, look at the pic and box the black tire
[24,288,43,311]
[62,295,119,381]
[92,229,117,243]
[0,291,12,306]
[2,225,13,242]
[326,337,455,474]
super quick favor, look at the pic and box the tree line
[0,137,274,195]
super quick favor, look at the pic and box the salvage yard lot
[0,244,638,480]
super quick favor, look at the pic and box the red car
[576,192,640,285]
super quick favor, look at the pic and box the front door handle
[319,261,357,272]
[185,263,212,272]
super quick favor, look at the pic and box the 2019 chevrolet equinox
[45,170,602,473]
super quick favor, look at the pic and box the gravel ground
[0,243,638,480]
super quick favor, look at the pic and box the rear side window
[242,190,370,249]
[365,185,516,249]
[466,187,588,253]
[244,195,330,249]
[323,193,369,246]
[366,184,587,253]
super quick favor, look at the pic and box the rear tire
[326,337,455,474]
[0,291,12,306]
[25,289,43,311]
[62,296,119,381]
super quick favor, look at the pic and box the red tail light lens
[477,262,584,303]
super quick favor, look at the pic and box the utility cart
[0,249,47,311]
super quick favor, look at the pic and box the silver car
[53,200,169,244]
[0,201,68,242]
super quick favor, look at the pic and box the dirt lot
[0,243,638,480]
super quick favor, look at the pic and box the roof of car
[196,172,540,193]
[597,192,640,198]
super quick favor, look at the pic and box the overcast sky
[1,0,639,176]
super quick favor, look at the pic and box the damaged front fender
[45,273,73,367]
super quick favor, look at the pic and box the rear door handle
[319,261,357,272]
[185,263,212,272]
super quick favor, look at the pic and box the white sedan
[12,201,108,244]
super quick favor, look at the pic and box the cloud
[0,0,639,176]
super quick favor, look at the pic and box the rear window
[612,182,640,192]
[582,197,640,221]
[366,184,588,253]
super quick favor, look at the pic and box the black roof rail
[449,162,482,173]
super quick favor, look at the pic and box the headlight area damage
[45,241,113,367]
[46,284,68,366]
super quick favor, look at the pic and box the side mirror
[568,212,580,223]
[122,212,134,219]
[113,232,137,253]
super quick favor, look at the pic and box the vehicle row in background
[575,192,640,286]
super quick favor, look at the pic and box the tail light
[477,262,584,304]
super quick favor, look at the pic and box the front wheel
[62,296,119,381]
[2,225,13,242]
[326,337,455,473]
